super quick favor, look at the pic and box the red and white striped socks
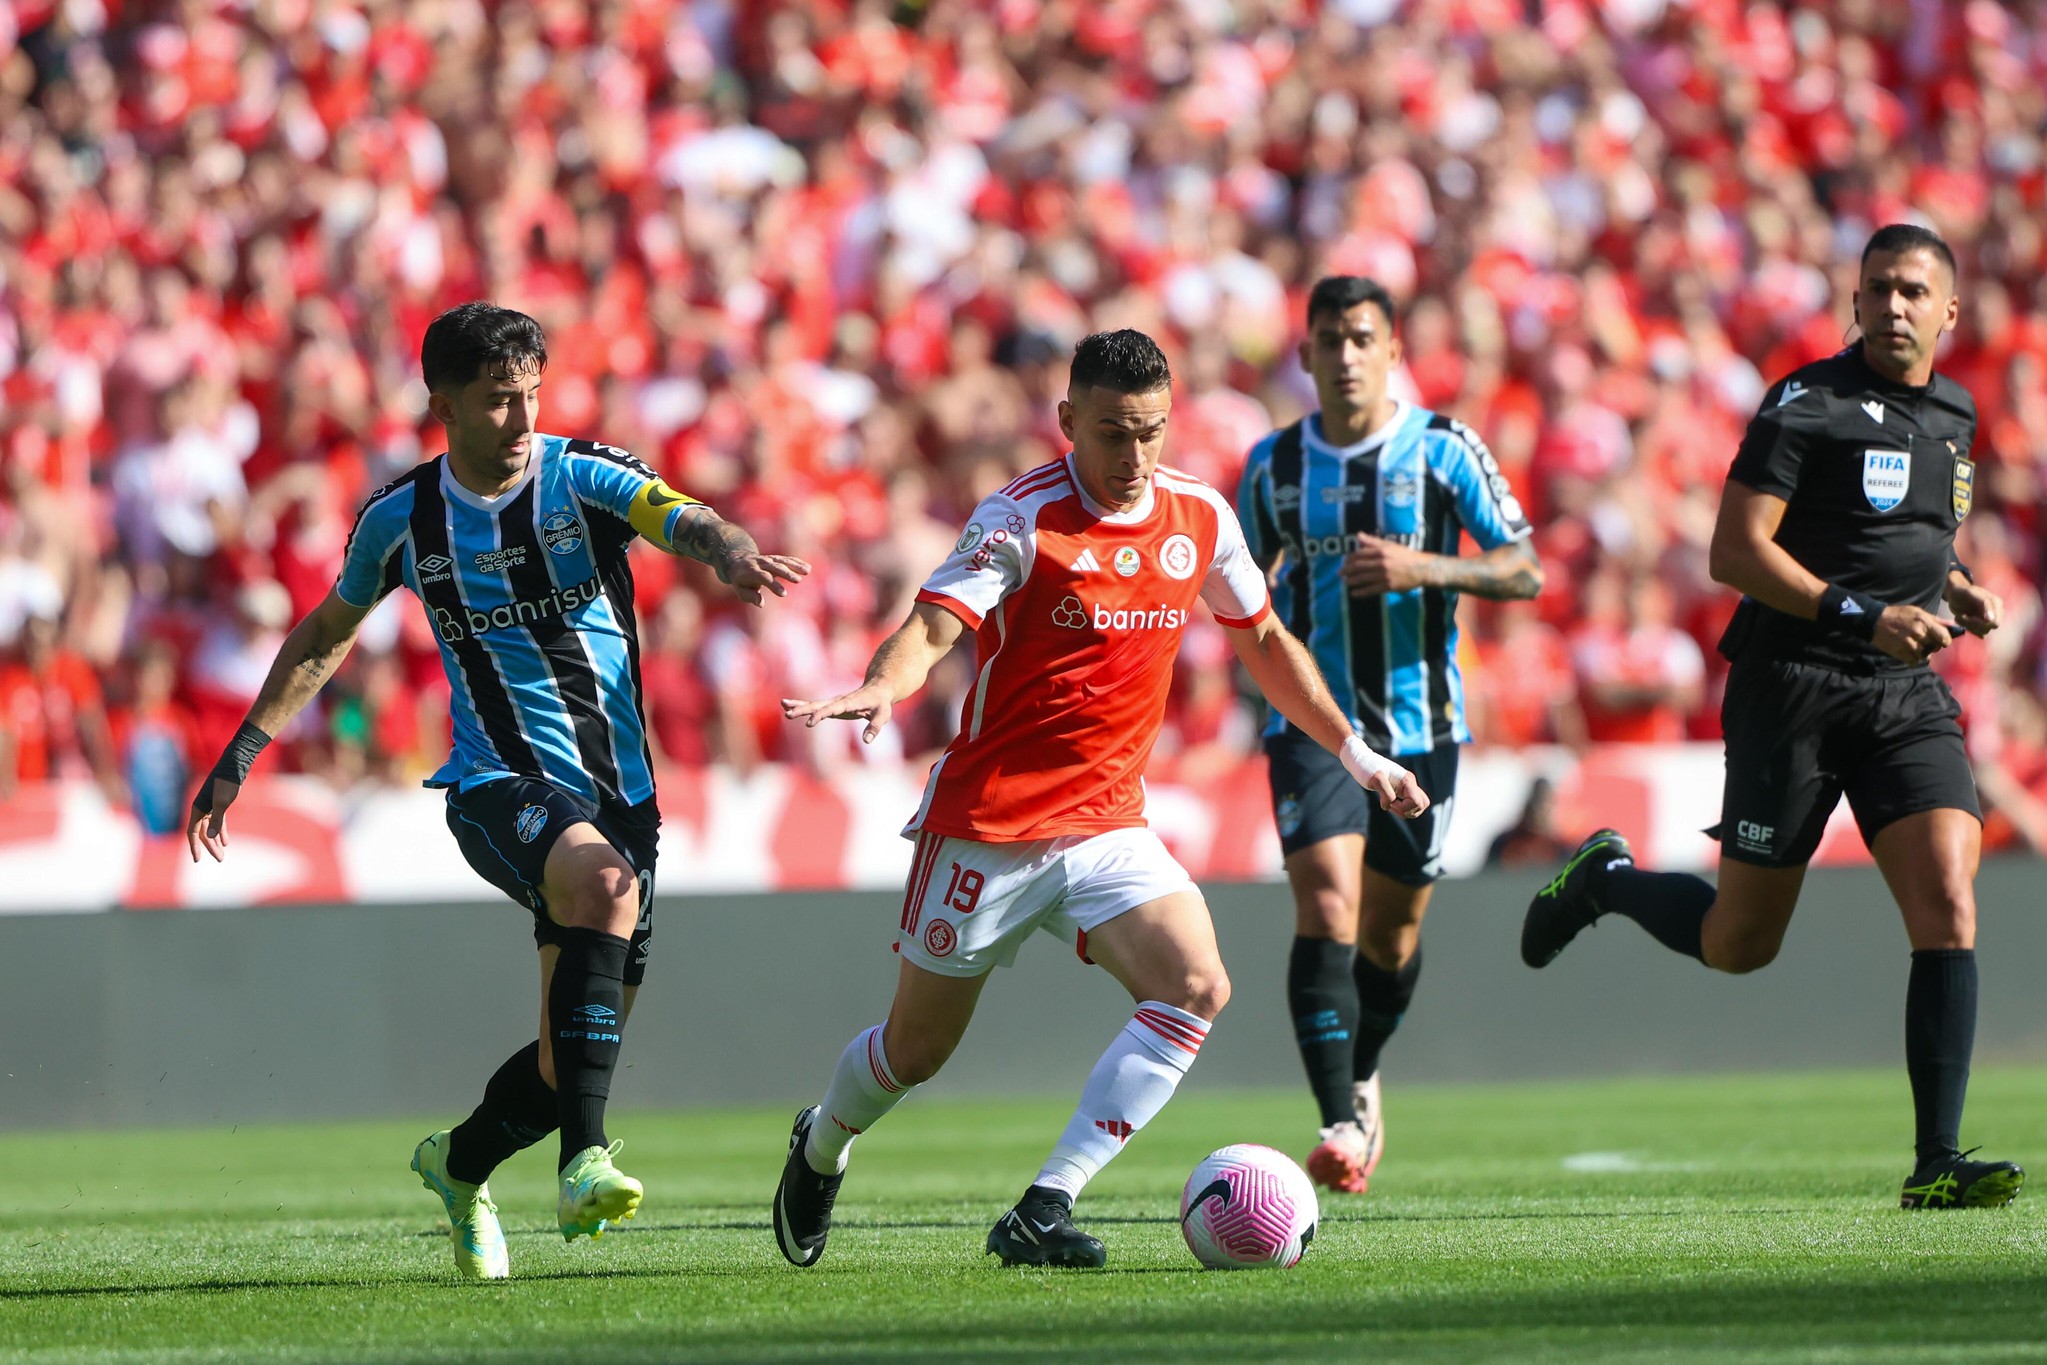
[805,1024,906,1175]
[1033,1000,1210,1200]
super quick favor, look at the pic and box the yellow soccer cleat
[558,1139,644,1241]
[410,1130,510,1280]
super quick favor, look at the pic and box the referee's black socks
[447,1040,558,1185]
[1906,948,1977,1164]
[550,927,631,1170]
[1594,864,1713,963]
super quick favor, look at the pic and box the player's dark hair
[421,302,549,394]
[1069,329,1172,395]
[1861,224,1957,283]
[1307,275,1397,330]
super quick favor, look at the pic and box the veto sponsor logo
[542,511,585,555]
[963,519,1026,573]
[1159,534,1197,580]
[416,553,454,585]
[430,576,604,643]
[474,546,529,574]
[1861,449,1909,513]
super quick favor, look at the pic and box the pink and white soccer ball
[1178,1143,1319,1269]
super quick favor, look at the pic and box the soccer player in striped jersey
[1236,276,1543,1194]
[186,303,807,1278]
[770,330,1427,1270]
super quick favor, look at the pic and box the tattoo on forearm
[672,507,758,574]
[1422,544,1543,600]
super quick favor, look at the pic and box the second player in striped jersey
[1236,276,1543,1193]
[188,303,808,1278]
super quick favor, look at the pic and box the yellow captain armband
[626,478,700,546]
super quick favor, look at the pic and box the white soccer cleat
[410,1130,510,1280]
[1353,1072,1387,1177]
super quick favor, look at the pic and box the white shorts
[894,827,1200,978]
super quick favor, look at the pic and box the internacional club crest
[1159,533,1197,580]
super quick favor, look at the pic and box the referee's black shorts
[1715,656,1979,869]
[445,776,660,985]
[1263,727,1458,886]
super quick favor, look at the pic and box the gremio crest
[1952,456,1974,520]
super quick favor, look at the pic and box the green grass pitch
[3,1067,2045,1363]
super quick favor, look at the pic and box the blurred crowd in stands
[5,0,2047,853]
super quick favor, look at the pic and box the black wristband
[192,721,272,813]
[1949,552,1974,584]
[1816,584,1883,642]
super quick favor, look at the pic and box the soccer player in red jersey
[772,330,1427,1268]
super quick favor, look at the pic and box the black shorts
[1715,657,1979,869]
[445,776,660,986]
[1263,728,1459,886]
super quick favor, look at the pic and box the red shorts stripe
[901,834,941,938]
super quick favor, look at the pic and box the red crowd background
[3,0,2046,855]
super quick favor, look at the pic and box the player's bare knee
[1709,935,1780,974]
[1295,887,1355,940]
[536,1037,557,1089]
[556,861,639,935]
[1166,966,1230,1021]
[882,1033,952,1087]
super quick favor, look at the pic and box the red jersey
[908,456,1271,842]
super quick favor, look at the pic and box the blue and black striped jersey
[1236,405,1532,757]
[336,434,702,808]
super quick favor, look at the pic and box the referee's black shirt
[1719,346,1976,673]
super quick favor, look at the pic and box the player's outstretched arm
[186,588,372,864]
[667,505,809,606]
[781,601,966,744]
[1226,613,1428,818]
[1710,481,1951,664]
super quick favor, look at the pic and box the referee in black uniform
[1520,224,2024,1209]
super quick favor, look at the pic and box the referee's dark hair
[1307,275,1397,331]
[421,302,550,393]
[1069,328,1172,395]
[1861,224,1957,283]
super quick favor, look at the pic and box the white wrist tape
[1340,735,1402,787]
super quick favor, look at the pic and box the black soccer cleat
[773,1105,844,1267]
[985,1185,1107,1268]
[1900,1149,2026,1210]
[1521,828,1633,968]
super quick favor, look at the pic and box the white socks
[1033,1001,1209,1199]
[805,1024,907,1175]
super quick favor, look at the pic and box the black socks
[1906,948,1977,1165]
[1594,865,1714,962]
[1288,936,1360,1128]
[1353,943,1421,1083]
[549,927,631,1170]
[446,1041,558,1185]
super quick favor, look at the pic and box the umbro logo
[1862,400,1884,424]
[1776,382,1807,407]
[416,553,453,584]
[1071,549,1101,573]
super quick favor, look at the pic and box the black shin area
[447,1041,558,1185]
[1352,943,1421,1082]
[1288,936,1360,1128]
[1906,948,1977,1164]
[549,927,631,1169]
[1597,866,1713,962]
